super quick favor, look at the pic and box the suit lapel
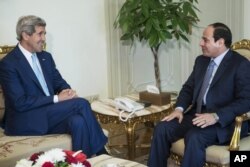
[210,50,232,88]
[14,47,43,90]
[194,57,210,100]
[15,47,53,95]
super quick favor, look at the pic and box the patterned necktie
[196,60,216,113]
[31,54,50,96]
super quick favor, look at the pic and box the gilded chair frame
[0,44,46,55]
[231,39,250,51]
[169,39,250,167]
[0,45,15,56]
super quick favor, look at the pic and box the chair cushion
[0,53,6,59]
[0,128,72,167]
[235,49,250,59]
[171,136,250,165]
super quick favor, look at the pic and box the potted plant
[114,0,199,105]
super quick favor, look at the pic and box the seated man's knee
[69,98,91,112]
[72,97,90,105]
[68,115,84,128]
[184,128,200,144]
[154,121,171,136]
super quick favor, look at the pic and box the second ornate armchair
[169,39,250,167]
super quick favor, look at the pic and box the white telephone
[114,97,144,122]
[115,97,144,112]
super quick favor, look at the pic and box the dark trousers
[47,98,107,157]
[147,113,218,167]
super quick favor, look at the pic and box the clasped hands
[58,88,78,101]
[162,109,217,128]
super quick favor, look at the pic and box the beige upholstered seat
[169,39,250,167]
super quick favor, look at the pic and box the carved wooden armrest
[229,112,250,151]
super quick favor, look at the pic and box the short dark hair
[209,22,232,48]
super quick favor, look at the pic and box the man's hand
[192,113,217,128]
[161,108,183,123]
[58,89,77,101]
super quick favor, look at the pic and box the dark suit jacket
[175,50,250,143]
[0,46,70,135]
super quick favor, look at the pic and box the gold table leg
[124,121,138,160]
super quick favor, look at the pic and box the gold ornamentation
[0,45,15,54]
[231,39,250,50]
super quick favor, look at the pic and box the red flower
[65,153,78,164]
[64,150,87,163]
[82,160,91,167]
[29,151,44,161]
[42,162,54,167]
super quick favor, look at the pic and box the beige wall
[0,0,109,98]
[244,0,250,38]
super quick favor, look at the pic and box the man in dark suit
[147,22,250,167]
[0,15,107,157]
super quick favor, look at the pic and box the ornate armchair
[169,39,250,167]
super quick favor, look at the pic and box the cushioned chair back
[0,46,15,125]
[231,39,250,59]
[231,39,250,132]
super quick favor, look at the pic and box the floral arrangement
[15,148,91,167]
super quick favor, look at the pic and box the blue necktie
[196,60,215,113]
[32,54,50,96]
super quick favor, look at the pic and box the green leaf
[114,0,199,45]
[163,30,172,39]
[142,2,149,17]
[188,6,199,18]
[148,30,160,47]
[183,1,190,15]
[171,16,178,29]
[151,18,161,31]
[121,33,133,41]
[145,19,153,35]
[179,33,189,42]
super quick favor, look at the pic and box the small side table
[91,94,174,160]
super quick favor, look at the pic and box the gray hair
[16,15,46,41]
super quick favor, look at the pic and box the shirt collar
[18,43,34,58]
[212,49,229,66]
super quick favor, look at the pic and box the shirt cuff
[175,106,184,112]
[212,113,220,122]
[53,95,59,103]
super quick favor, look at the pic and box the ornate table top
[91,94,174,119]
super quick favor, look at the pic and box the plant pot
[139,91,171,106]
